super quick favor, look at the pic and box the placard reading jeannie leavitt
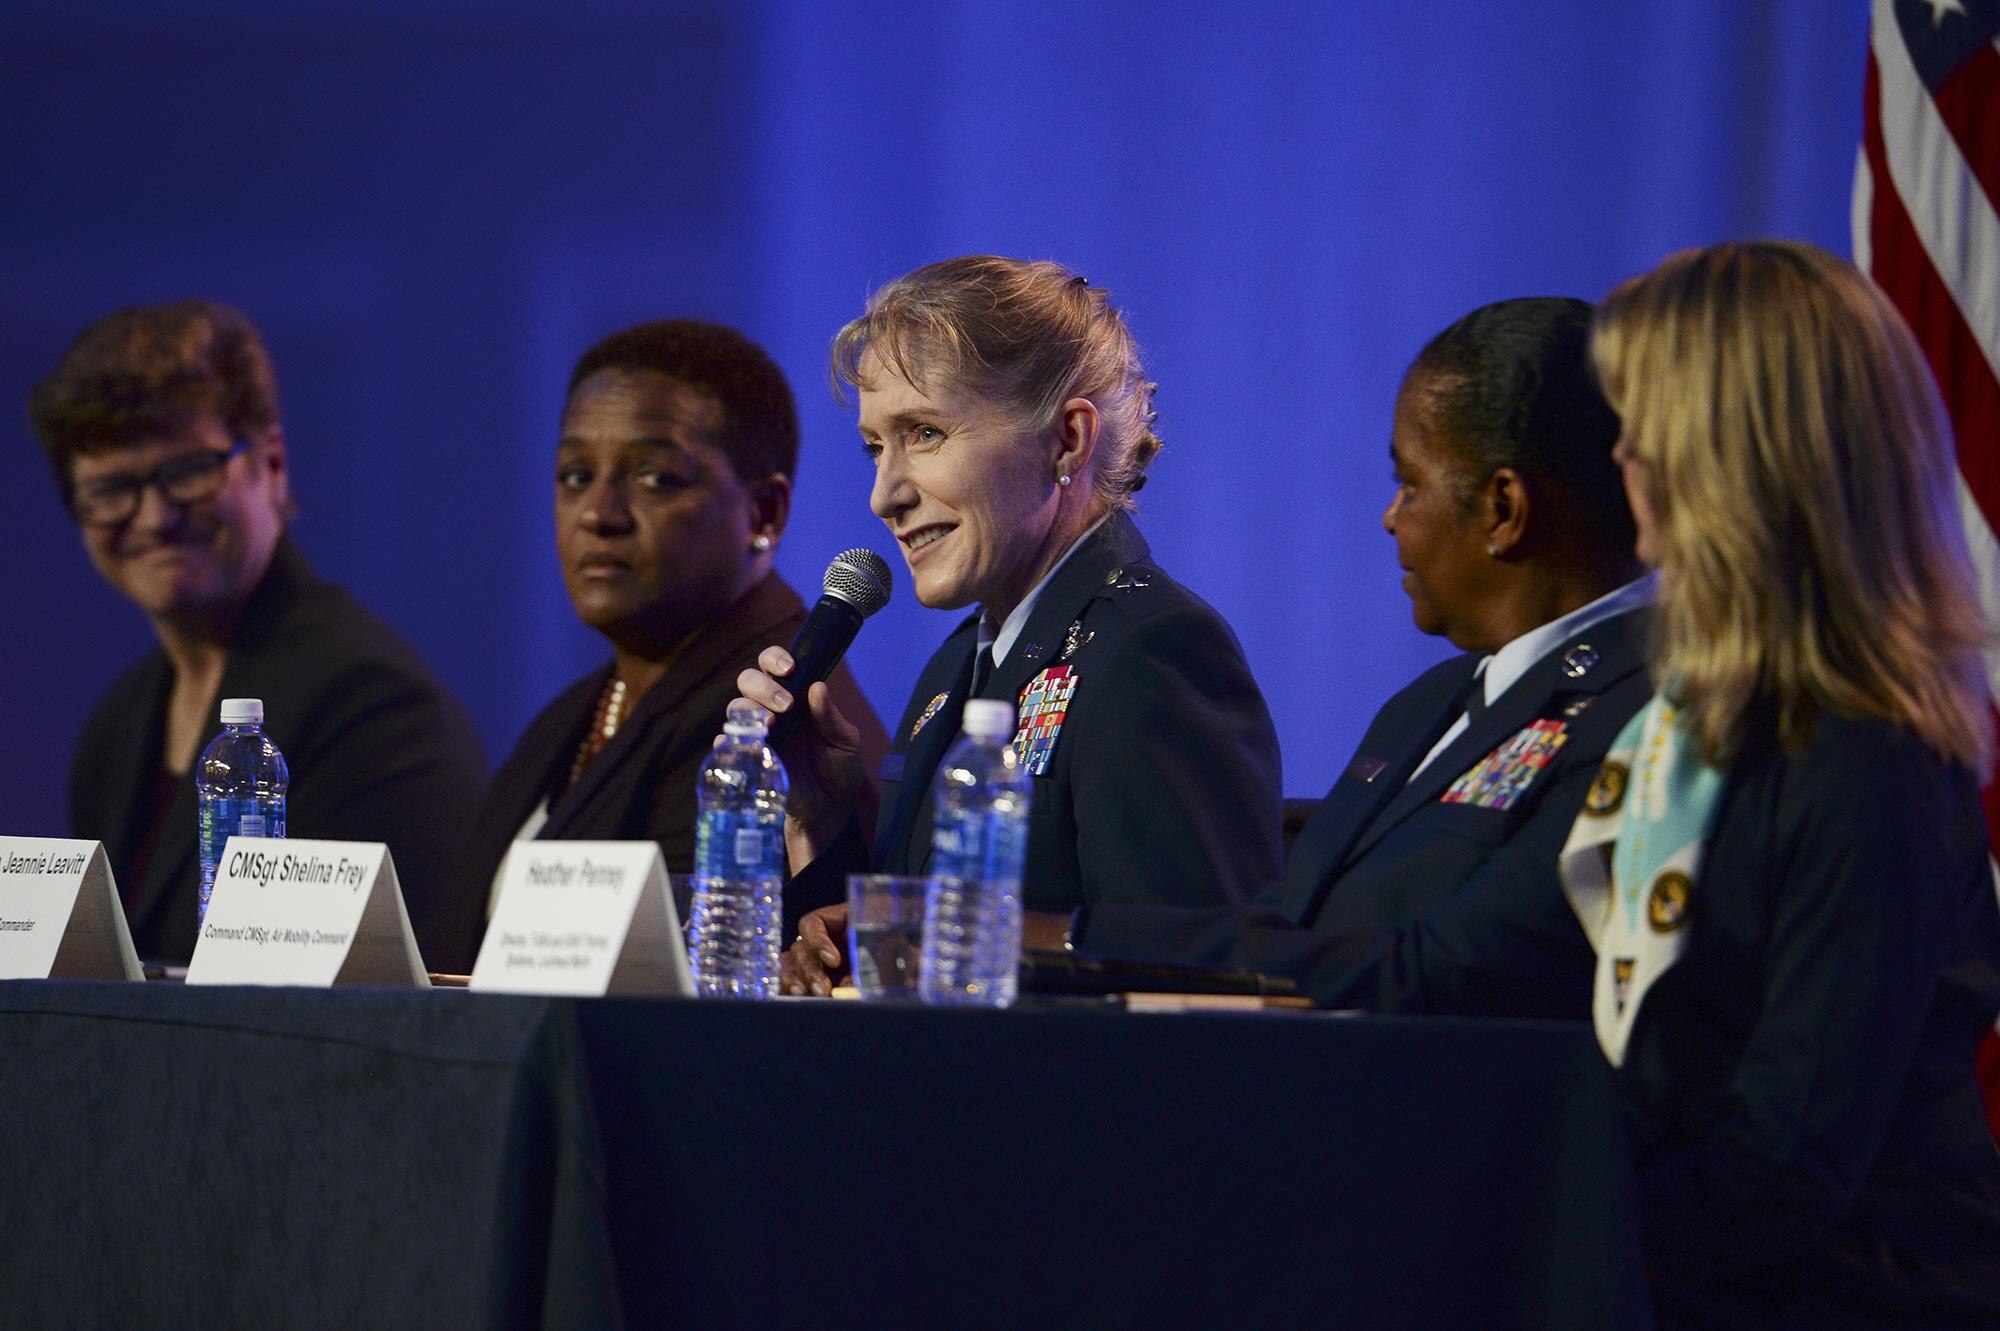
[0,837,141,980]
[186,837,428,987]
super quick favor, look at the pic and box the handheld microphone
[766,548,893,749]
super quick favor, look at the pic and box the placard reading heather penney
[0,838,142,980]
[471,841,691,996]
[185,838,428,988]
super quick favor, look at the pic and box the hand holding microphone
[763,548,892,749]
[733,548,892,862]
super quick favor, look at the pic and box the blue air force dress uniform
[1077,584,1655,1018]
[786,511,1284,926]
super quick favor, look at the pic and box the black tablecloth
[0,983,1649,1329]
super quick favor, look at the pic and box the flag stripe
[1928,40,2000,213]
[1852,144,1875,274]
[1863,55,2000,542]
[1957,474,2000,702]
[1871,4,2000,389]
[1861,3,2000,1140]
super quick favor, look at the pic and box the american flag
[1854,0,2000,1140]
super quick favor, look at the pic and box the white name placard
[0,837,141,981]
[185,838,428,988]
[471,841,691,996]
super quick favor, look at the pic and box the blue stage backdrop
[0,0,1864,845]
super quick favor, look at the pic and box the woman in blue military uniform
[1573,241,2000,1325]
[738,256,1284,990]
[1073,296,1655,1017]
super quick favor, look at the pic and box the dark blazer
[789,511,1283,923]
[461,574,886,932]
[70,538,489,971]
[1080,605,1654,1017]
[1618,711,2000,1328]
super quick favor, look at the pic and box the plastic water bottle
[688,701,789,999]
[194,697,289,924]
[921,699,1030,1007]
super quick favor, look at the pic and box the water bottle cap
[724,700,771,738]
[961,699,1014,738]
[218,698,264,725]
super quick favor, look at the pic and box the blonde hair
[831,255,1162,511]
[1592,240,1990,770]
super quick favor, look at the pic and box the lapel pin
[1061,620,1093,660]
[910,691,951,740]
[1561,644,1599,678]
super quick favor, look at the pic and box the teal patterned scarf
[1559,692,1729,1065]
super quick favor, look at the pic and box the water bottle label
[695,812,781,878]
[199,800,285,864]
[984,810,1028,881]
[694,814,720,878]
[931,811,995,883]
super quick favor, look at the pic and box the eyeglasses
[69,439,252,527]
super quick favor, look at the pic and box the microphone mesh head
[822,547,893,617]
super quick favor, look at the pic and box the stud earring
[752,533,772,552]
[1486,543,1499,556]
[1057,473,1073,488]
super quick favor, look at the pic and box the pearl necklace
[566,675,628,791]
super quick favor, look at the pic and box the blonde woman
[1569,241,2000,1326]
[740,256,1284,991]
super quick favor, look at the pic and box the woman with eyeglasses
[28,299,489,971]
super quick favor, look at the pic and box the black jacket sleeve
[285,657,488,973]
[781,814,871,935]
[1633,732,1991,1284]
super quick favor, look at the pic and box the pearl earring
[1057,474,1072,488]
[752,533,772,552]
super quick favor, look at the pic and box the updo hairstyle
[831,255,1161,510]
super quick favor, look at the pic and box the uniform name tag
[187,838,427,987]
[0,837,141,981]
[472,841,691,996]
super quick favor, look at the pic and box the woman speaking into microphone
[736,256,1284,992]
